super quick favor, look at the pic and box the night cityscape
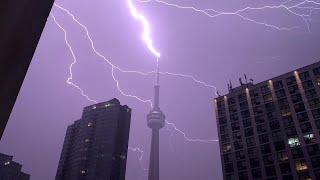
[1,0,320,180]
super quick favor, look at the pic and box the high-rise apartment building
[215,61,320,180]
[0,153,30,180]
[55,98,131,180]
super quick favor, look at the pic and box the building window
[263,154,274,165]
[279,162,291,174]
[246,137,256,147]
[235,150,245,160]
[245,128,254,137]
[274,140,286,151]
[217,101,224,109]
[272,130,283,141]
[250,89,259,98]
[280,107,291,117]
[282,116,294,127]
[257,123,268,134]
[294,102,306,113]
[275,89,286,99]
[265,102,276,112]
[238,93,247,102]
[241,110,250,119]
[219,117,227,125]
[220,125,228,134]
[303,133,316,144]
[221,134,230,143]
[312,108,320,119]
[248,147,258,157]
[87,122,93,127]
[302,80,314,90]
[277,151,288,162]
[218,108,226,117]
[263,94,273,103]
[232,131,242,141]
[230,113,239,122]
[229,105,237,114]
[309,98,320,109]
[318,77,320,86]
[305,89,317,99]
[291,147,304,159]
[254,107,263,116]
[282,174,293,180]
[255,115,265,124]
[237,160,247,171]
[261,144,271,154]
[226,174,235,180]
[239,171,248,180]
[286,76,297,86]
[267,111,277,121]
[297,112,309,123]
[288,84,300,94]
[223,153,233,163]
[251,97,261,106]
[223,144,232,153]
[273,80,283,90]
[225,163,234,173]
[261,85,271,94]
[250,158,260,167]
[288,137,300,147]
[228,97,236,106]
[299,71,310,81]
[231,122,240,131]
[234,140,243,150]
[251,168,262,179]
[307,144,320,156]
[286,126,297,137]
[240,101,249,110]
[243,118,252,128]
[259,133,269,144]
[278,98,289,108]
[265,165,277,177]
[295,159,308,171]
[313,67,320,77]
[291,93,303,103]
[300,122,312,133]
[311,156,320,168]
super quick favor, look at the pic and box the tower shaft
[148,129,160,180]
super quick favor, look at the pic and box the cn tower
[147,60,165,180]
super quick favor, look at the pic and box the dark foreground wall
[0,0,55,139]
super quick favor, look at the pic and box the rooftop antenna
[244,74,248,84]
[239,77,243,86]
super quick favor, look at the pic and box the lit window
[288,137,300,147]
[85,139,90,142]
[81,169,88,175]
[92,106,96,109]
[223,144,232,153]
[120,155,126,159]
[4,161,10,166]
[87,123,92,127]
[304,133,317,144]
[105,104,112,107]
[295,160,308,171]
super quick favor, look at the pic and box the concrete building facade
[55,98,131,180]
[215,61,320,180]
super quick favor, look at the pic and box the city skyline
[1,0,320,180]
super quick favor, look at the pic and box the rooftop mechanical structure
[147,61,166,180]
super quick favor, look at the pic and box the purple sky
[1,0,320,179]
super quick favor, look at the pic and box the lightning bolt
[128,0,160,58]
[51,4,218,178]
[137,0,320,33]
